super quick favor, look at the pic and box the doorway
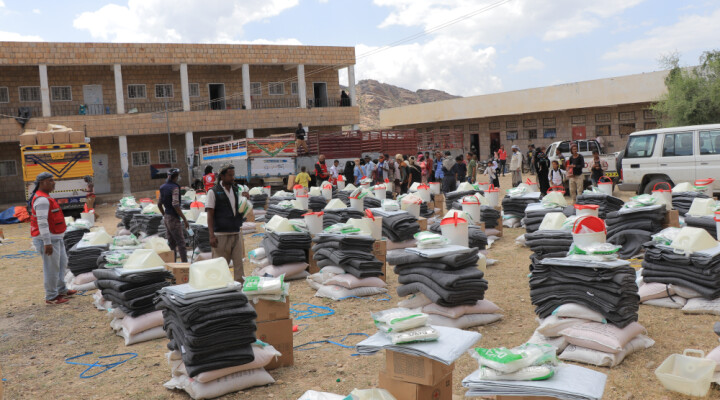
[92,154,110,194]
[470,134,480,160]
[82,85,104,115]
[490,132,500,157]
[313,82,328,107]
[209,84,226,110]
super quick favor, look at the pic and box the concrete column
[297,64,307,108]
[180,63,190,112]
[39,64,51,117]
[348,65,357,107]
[242,64,252,110]
[113,64,125,114]
[119,136,131,195]
[185,132,194,185]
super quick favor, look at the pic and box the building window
[506,121,517,129]
[595,113,611,123]
[291,82,299,95]
[189,83,200,97]
[489,122,500,130]
[158,149,177,164]
[468,124,479,132]
[426,127,434,132]
[19,86,41,102]
[523,119,537,128]
[155,84,173,98]
[619,111,636,121]
[51,86,72,101]
[439,126,450,130]
[506,131,518,140]
[543,118,556,127]
[526,129,537,139]
[127,84,146,99]
[250,82,262,96]
[620,123,636,136]
[0,87,9,103]
[0,160,17,177]
[644,122,658,130]
[596,125,612,136]
[543,128,557,138]
[268,82,284,95]
[643,109,656,120]
[571,115,586,125]
[131,151,150,167]
[453,125,464,132]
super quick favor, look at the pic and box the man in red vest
[30,172,76,304]
[203,165,216,192]
[314,154,329,186]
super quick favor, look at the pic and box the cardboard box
[378,370,452,400]
[372,239,387,257]
[254,298,290,323]
[69,130,85,143]
[377,254,387,282]
[664,209,680,228]
[435,194,446,215]
[256,318,294,370]
[417,217,427,231]
[158,250,176,263]
[36,131,54,145]
[385,349,455,386]
[52,130,70,144]
[166,262,190,284]
[287,175,296,191]
[18,131,37,146]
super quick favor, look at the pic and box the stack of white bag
[306,265,387,300]
[108,309,166,346]
[64,270,98,292]
[241,275,289,303]
[528,303,654,368]
[398,292,503,329]
[470,343,559,381]
[637,281,703,310]
[371,307,439,345]
[248,247,309,281]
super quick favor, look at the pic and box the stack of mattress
[480,206,500,229]
[575,193,624,219]
[672,191,710,216]
[94,268,171,317]
[370,209,421,242]
[308,196,327,212]
[261,231,311,266]
[641,243,720,299]
[265,204,306,220]
[524,204,565,233]
[322,209,365,228]
[605,205,666,240]
[63,228,89,251]
[115,208,142,229]
[129,214,164,236]
[429,221,487,250]
[68,243,108,276]
[502,193,541,219]
[249,193,268,209]
[524,230,572,263]
[312,234,384,278]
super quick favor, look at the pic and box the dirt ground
[1,173,719,400]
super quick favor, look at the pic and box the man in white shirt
[329,159,340,182]
[363,155,375,180]
[510,145,523,187]
[205,164,246,280]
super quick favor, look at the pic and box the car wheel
[643,178,669,195]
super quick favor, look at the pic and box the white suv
[619,123,720,194]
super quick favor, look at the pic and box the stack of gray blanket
[115,208,142,229]
[420,203,434,218]
[684,215,717,238]
[129,214,164,236]
[524,230,572,263]
[322,209,365,228]
[388,249,488,307]
[68,243,108,275]
[261,231,311,266]
[530,257,639,327]
[309,196,327,212]
[606,205,666,240]
[429,221,487,250]
[642,243,720,299]
[268,195,294,206]
[607,229,652,259]
[575,193,625,219]
[190,224,210,253]
[370,209,420,242]
[64,228,89,251]
[446,190,481,211]
[523,204,565,233]
[502,193,541,219]
[311,234,383,278]
[265,204,306,220]
[672,192,710,216]
[481,206,500,229]
[249,193,268,209]
[94,268,172,317]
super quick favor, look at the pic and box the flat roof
[0,41,355,67]
[380,70,669,127]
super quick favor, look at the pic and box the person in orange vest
[202,165,216,193]
[29,172,76,305]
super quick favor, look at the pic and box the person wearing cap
[510,145,523,187]
[29,172,76,305]
[206,164,246,279]
[158,168,190,263]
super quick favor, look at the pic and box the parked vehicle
[546,140,618,178]
[618,124,720,194]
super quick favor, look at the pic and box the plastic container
[694,178,715,197]
[293,184,308,197]
[417,184,431,203]
[670,227,718,254]
[597,176,613,196]
[124,249,166,270]
[303,211,324,235]
[401,196,422,218]
[477,182,491,191]
[374,185,387,200]
[194,212,208,226]
[348,195,363,212]
[485,185,500,208]
[139,198,153,207]
[190,201,204,220]
[574,204,599,218]
[672,182,695,193]
[80,211,95,226]
[325,198,347,210]
[337,174,346,190]
[651,182,673,210]
[295,194,309,210]
[364,209,383,240]
[525,178,538,192]
[263,186,271,197]
[548,185,565,194]
[655,349,715,397]
[321,182,333,201]
[265,215,296,233]
[182,189,196,202]
[189,258,234,290]
[538,212,567,231]
[715,211,720,241]
[461,195,481,225]
[687,198,716,217]
[88,230,112,245]
[440,212,469,247]
[384,179,394,194]
[571,216,607,248]
[429,181,440,195]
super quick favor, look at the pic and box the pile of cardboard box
[18,124,85,146]
[378,349,454,400]
[255,298,294,370]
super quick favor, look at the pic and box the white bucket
[485,187,499,208]
[572,231,607,248]
[597,176,613,196]
[429,181,440,195]
[364,216,383,240]
[477,182,490,191]
[383,179,394,194]
[337,178,346,190]
[189,207,201,221]
[652,189,672,210]
[525,179,538,192]
[571,216,607,247]
[715,212,720,241]
[296,194,309,210]
[374,185,387,200]
[440,213,469,247]
[402,202,421,218]
[303,212,324,235]
[574,204,599,218]
[293,185,308,197]
[263,186,271,197]
[80,212,95,226]
[321,183,333,201]
[350,196,364,212]
[655,349,715,397]
[461,196,481,225]
[417,185,431,203]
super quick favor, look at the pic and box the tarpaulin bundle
[524,230,572,263]
[0,206,30,224]
[312,234,384,278]
[265,204,306,220]
[261,231,311,266]
[642,243,720,299]
[502,194,541,219]
[190,224,210,253]
[672,191,710,216]
[115,208,142,229]
[480,206,501,229]
[605,205,666,239]
[68,243,108,275]
[529,257,639,328]
[322,209,365,229]
[309,196,327,212]
[429,221,487,250]
[389,249,488,307]
[684,215,717,238]
[94,268,172,317]
[129,214,164,236]
[64,228,90,251]
[575,193,625,219]
[249,193,269,208]
[155,289,257,377]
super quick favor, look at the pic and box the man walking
[534,148,551,195]
[467,152,477,183]
[158,168,190,263]
[510,145,523,187]
[295,123,309,153]
[206,164,246,280]
[30,172,76,305]
[497,145,507,176]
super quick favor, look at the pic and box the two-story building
[0,41,360,202]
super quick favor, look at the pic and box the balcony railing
[126,100,184,114]
[51,102,117,116]
[0,104,42,119]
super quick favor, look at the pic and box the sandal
[45,296,70,305]
[63,290,78,297]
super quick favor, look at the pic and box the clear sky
[1,0,719,96]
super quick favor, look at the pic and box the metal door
[92,154,110,194]
[83,85,104,115]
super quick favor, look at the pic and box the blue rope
[65,352,138,378]
[0,250,38,259]
[290,303,335,320]
[294,332,369,355]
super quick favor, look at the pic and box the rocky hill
[350,79,460,129]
